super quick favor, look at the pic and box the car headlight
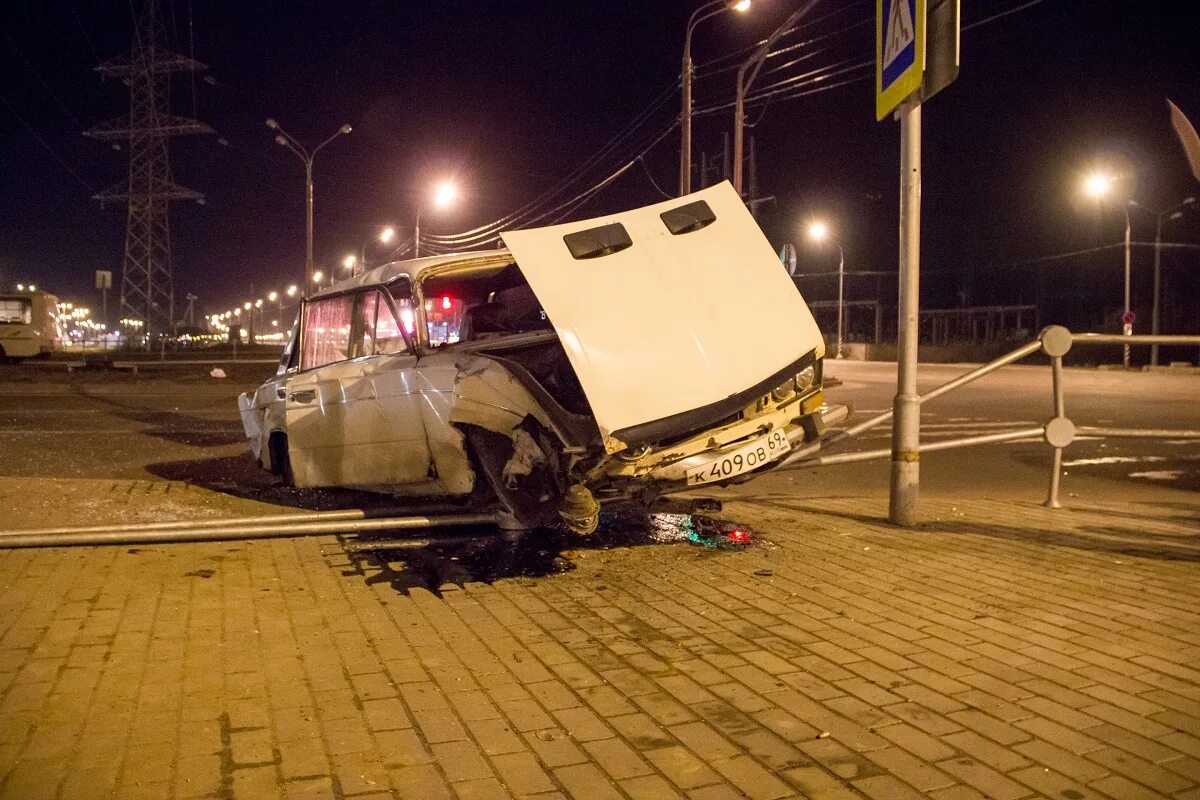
[794,365,816,393]
[770,379,795,402]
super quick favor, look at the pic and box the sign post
[877,0,957,526]
[95,270,112,332]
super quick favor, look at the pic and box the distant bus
[0,289,60,362]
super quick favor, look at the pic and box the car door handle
[289,389,316,404]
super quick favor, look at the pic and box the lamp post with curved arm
[681,0,752,197]
[414,181,460,258]
[265,118,352,290]
[733,0,820,196]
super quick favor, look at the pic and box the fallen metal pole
[7,507,425,537]
[920,340,1043,404]
[782,427,1044,469]
[343,535,486,552]
[1072,333,1200,346]
[0,513,500,550]
[822,338,1045,452]
[1076,427,1200,439]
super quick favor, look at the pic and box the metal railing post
[1045,354,1066,508]
[1036,326,1075,509]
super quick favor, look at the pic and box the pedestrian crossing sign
[877,0,926,120]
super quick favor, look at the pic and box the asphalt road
[761,360,1200,503]
[0,359,1196,513]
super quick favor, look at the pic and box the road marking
[1064,455,1168,467]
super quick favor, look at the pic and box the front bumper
[604,388,828,485]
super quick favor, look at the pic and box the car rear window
[0,298,31,325]
[421,262,550,348]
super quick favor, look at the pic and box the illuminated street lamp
[1083,172,1112,199]
[268,291,281,328]
[680,0,753,196]
[312,269,325,286]
[350,226,399,276]
[286,285,298,297]
[1082,170,1133,368]
[414,181,459,258]
[265,117,352,289]
[807,220,845,359]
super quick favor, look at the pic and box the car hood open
[500,181,824,449]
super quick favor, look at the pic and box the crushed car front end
[601,355,828,492]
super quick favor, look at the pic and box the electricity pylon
[85,0,211,335]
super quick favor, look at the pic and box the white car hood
[500,181,824,446]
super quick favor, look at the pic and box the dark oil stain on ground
[347,504,761,597]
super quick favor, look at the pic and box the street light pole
[733,0,819,195]
[889,102,922,527]
[836,243,845,359]
[1122,204,1131,370]
[1131,196,1194,366]
[806,220,846,359]
[305,159,314,288]
[413,182,459,259]
[681,1,750,196]
[265,118,352,290]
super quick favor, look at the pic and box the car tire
[462,424,558,530]
[268,432,295,486]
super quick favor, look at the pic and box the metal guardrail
[780,326,1200,508]
[113,358,278,374]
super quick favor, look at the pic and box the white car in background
[239,183,842,533]
[0,289,60,362]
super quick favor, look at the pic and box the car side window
[374,293,410,355]
[379,279,415,354]
[300,295,354,370]
[351,292,377,358]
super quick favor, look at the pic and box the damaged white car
[239,183,843,534]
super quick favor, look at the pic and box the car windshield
[421,262,551,348]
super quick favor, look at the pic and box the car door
[284,286,432,488]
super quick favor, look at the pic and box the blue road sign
[877,0,925,120]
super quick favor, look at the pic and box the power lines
[420,82,681,250]
[0,93,95,193]
[412,0,1051,251]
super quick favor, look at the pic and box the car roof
[309,250,515,300]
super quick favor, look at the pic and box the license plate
[686,429,791,486]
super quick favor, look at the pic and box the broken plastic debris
[816,731,830,739]
[209,367,226,378]
[754,569,773,577]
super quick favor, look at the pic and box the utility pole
[889,103,922,526]
[85,0,211,338]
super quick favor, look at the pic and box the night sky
[1,0,1198,333]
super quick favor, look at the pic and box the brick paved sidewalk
[1,495,1198,799]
